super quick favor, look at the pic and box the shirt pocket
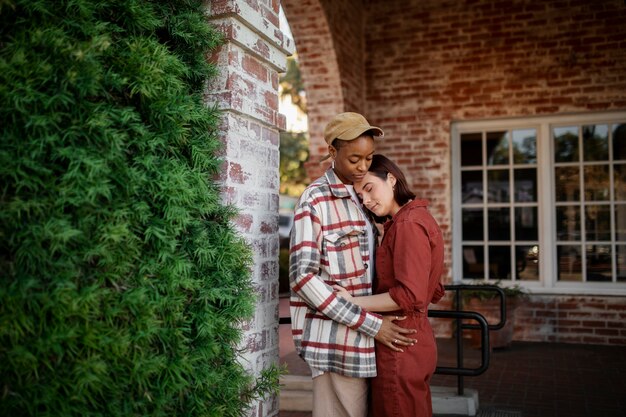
[323,228,365,283]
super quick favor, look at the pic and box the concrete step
[280,375,313,412]
[279,375,479,416]
[432,385,480,416]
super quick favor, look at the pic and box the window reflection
[554,126,579,163]
[512,129,537,164]
[615,163,626,201]
[463,245,485,279]
[488,208,510,241]
[555,166,580,201]
[515,207,538,241]
[516,245,539,281]
[487,169,509,202]
[487,131,509,165]
[615,204,626,241]
[585,205,611,241]
[613,124,626,161]
[586,245,612,282]
[556,205,580,241]
[514,168,537,202]
[461,171,483,203]
[461,133,482,166]
[462,208,484,241]
[488,246,511,280]
[584,165,610,201]
[558,245,582,281]
[617,245,626,282]
[582,125,609,161]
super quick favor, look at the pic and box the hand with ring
[374,315,417,352]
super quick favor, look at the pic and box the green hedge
[0,1,277,415]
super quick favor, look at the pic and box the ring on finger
[393,339,398,344]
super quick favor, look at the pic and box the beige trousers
[312,372,368,417]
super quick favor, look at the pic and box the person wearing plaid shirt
[289,113,416,417]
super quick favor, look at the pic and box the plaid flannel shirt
[289,168,382,378]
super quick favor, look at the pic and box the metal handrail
[429,284,507,395]
[429,309,489,377]
[278,284,507,396]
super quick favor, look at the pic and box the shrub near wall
[0,1,276,415]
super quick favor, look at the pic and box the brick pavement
[280,320,626,417]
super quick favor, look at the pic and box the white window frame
[451,110,626,296]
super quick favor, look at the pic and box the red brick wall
[430,294,626,345]
[285,0,626,345]
[322,0,367,114]
[360,0,626,345]
[517,295,626,345]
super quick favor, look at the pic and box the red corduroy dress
[370,199,445,417]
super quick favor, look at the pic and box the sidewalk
[279,298,626,417]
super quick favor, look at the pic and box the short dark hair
[368,154,415,207]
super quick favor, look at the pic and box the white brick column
[205,1,293,416]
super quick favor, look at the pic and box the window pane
[463,245,485,279]
[584,165,610,201]
[615,163,626,201]
[487,169,509,203]
[488,208,510,241]
[558,245,582,281]
[582,124,609,161]
[514,168,537,202]
[556,205,580,241]
[486,131,509,165]
[461,171,483,203]
[462,208,484,240]
[586,244,612,282]
[617,245,626,282]
[512,129,537,164]
[555,166,580,201]
[613,123,626,161]
[516,245,539,281]
[615,204,626,241]
[515,207,538,241]
[554,126,579,162]
[585,205,611,241]
[488,246,511,280]
[461,133,482,166]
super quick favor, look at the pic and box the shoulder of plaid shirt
[288,167,383,378]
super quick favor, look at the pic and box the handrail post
[455,287,464,395]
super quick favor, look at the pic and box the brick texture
[206,1,293,415]
[431,294,626,346]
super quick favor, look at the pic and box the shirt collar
[383,199,429,231]
[324,168,352,199]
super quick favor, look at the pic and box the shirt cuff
[350,311,383,338]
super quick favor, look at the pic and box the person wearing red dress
[334,154,445,417]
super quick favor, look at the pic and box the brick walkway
[279,298,626,417]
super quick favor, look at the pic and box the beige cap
[321,112,384,161]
